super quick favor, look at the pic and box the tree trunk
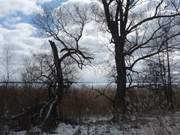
[113,39,126,121]
[49,41,64,97]
[49,40,64,119]
[166,45,174,109]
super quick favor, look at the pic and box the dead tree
[93,0,180,120]
[33,3,93,124]
[161,25,174,109]
[21,53,83,124]
[49,41,64,99]
[1,45,15,88]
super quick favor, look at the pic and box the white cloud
[0,21,49,80]
[15,23,37,36]
[0,0,52,17]
[0,0,108,82]
[0,23,47,57]
[36,0,52,3]
[64,0,92,4]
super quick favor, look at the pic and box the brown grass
[0,87,180,119]
[0,87,114,118]
[0,87,48,114]
[61,88,113,119]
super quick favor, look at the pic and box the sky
[0,0,109,82]
[0,0,179,83]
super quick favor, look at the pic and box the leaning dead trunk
[49,40,64,120]
[49,40,64,98]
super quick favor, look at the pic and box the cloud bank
[0,0,109,82]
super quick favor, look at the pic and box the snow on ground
[8,110,180,135]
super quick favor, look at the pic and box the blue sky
[0,0,179,83]
[0,0,108,82]
[0,0,62,28]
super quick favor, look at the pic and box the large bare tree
[93,0,180,120]
[33,3,93,123]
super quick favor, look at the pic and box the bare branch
[128,13,180,33]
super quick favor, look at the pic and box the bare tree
[22,53,77,90]
[1,45,15,88]
[160,24,175,109]
[93,0,180,120]
[33,3,93,123]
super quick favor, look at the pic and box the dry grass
[0,86,180,119]
[0,87,48,114]
[61,88,113,119]
[0,87,114,119]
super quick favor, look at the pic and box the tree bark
[113,38,127,121]
[49,40,64,119]
[49,40,64,98]
[166,43,174,109]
